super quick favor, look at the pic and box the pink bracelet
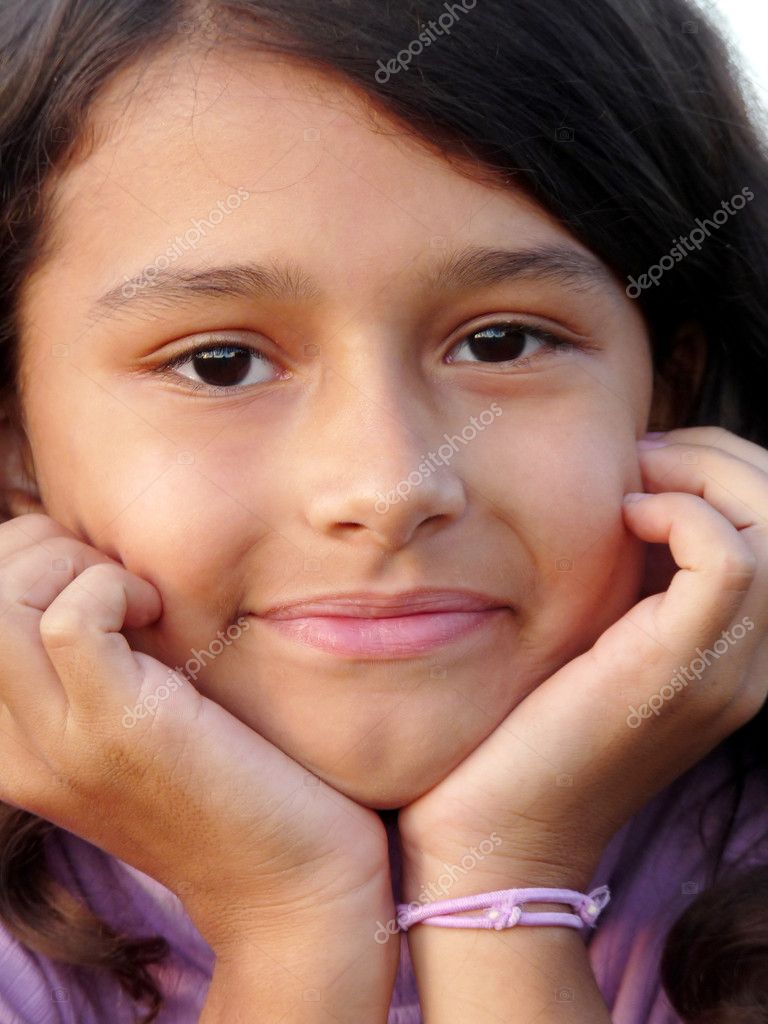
[396,884,610,932]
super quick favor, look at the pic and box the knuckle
[710,425,731,443]
[39,605,89,646]
[0,538,72,603]
[69,562,125,599]
[0,529,70,568]
[8,512,56,533]
[63,561,120,592]
[37,561,123,647]
[715,548,758,585]
[76,562,119,581]
[3,513,59,540]
[38,563,120,645]
[693,425,729,446]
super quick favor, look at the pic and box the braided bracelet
[396,884,611,931]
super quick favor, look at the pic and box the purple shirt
[1,740,766,1023]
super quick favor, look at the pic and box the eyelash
[155,321,588,395]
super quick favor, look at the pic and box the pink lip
[261,588,507,618]
[261,609,507,657]
[257,589,510,658]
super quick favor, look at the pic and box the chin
[312,759,448,810]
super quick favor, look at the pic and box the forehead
[24,42,623,331]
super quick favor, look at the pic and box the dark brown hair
[0,0,766,1021]
[660,859,768,1023]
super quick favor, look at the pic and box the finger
[637,443,768,530]
[0,512,81,562]
[0,537,125,618]
[644,426,768,475]
[0,538,129,727]
[621,490,757,653]
[527,492,760,794]
[39,562,162,723]
[0,537,130,719]
[636,445,768,636]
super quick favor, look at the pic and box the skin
[8,43,659,810]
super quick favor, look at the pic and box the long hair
[1,1,766,1020]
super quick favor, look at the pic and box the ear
[0,407,45,522]
[648,320,708,432]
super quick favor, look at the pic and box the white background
[707,0,768,130]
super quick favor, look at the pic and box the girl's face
[14,46,654,807]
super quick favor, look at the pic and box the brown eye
[161,341,280,392]
[447,322,574,365]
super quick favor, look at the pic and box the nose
[295,365,467,552]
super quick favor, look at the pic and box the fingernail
[623,492,651,503]
[637,438,668,449]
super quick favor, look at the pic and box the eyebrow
[85,244,614,324]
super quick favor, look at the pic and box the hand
[0,513,392,956]
[398,426,768,895]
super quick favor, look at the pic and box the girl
[0,0,766,1022]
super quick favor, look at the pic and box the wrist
[200,871,400,1024]
[189,859,396,959]
[201,902,398,1024]
[398,810,609,898]
[400,846,600,913]
[404,918,611,1024]
[398,837,612,1023]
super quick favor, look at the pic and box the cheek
[42,449,273,658]
[532,442,641,548]
[478,415,641,547]
[115,469,254,580]
[543,455,646,663]
[482,427,646,666]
